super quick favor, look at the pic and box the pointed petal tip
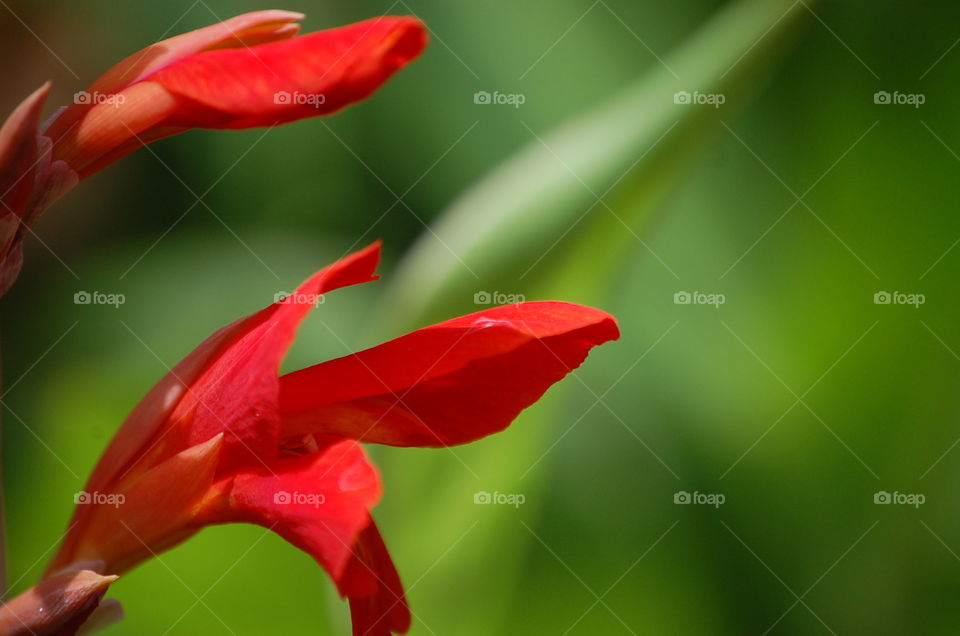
[294,241,383,299]
[2,82,50,135]
[74,570,119,591]
[278,298,619,448]
[256,9,306,22]
[0,569,118,636]
[463,300,620,343]
[357,239,383,266]
[380,16,429,65]
[30,81,52,102]
[0,81,52,241]
[226,9,305,23]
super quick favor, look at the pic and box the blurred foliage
[3,0,960,635]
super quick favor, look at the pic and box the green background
[2,0,959,634]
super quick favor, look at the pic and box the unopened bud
[0,569,118,635]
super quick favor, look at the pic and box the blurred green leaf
[380,0,809,325]
[372,1,811,633]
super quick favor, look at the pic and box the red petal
[43,10,305,142]
[49,81,181,179]
[147,16,427,128]
[83,243,381,496]
[199,439,382,595]
[343,523,411,636]
[48,434,224,576]
[278,302,620,447]
[0,84,46,220]
[0,84,48,295]
[89,10,304,93]
[50,17,426,177]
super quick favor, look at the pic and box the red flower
[46,242,619,635]
[0,11,427,295]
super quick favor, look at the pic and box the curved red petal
[145,16,427,129]
[83,243,381,495]
[0,84,48,295]
[199,439,382,596]
[91,10,305,93]
[48,434,223,576]
[0,84,46,219]
[343,522,411,636]
[43,10,305,142]
[49,16,425,178]
[278,301,620,447]
[49,80,180,178]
